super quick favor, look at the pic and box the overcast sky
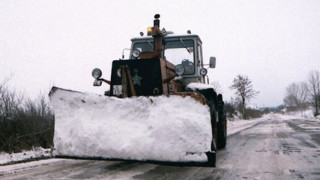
[1,0,320,107]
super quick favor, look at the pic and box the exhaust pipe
[152,14,163,58]
[154,14,160,27]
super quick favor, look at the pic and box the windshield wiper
[147,40,154,48]
[180,39,191,53]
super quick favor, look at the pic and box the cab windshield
[131,38,195,75]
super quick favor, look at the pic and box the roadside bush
[0,79,54,153]
[225,102,237,118]
[244,108,262,119]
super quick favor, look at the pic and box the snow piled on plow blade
[49,87,212,163]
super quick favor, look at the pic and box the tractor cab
[130,34,210,85]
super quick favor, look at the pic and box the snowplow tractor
[49,14,227,167]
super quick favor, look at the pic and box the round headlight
[132,49,141,58]
[200,68,207,76]
[92,68,102,79]
[174,64,185,76]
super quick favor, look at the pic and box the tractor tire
[198,88,218,166]
[209,101,217,167]
[206,141,216,167]
[217,121,227,149]
[217,94,227,149]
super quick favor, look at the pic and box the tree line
[0,78,54,153]
[283,70,320,116]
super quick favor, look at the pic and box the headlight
[92,68,102,79]
[132,49,141,58]
[174,64,185,76]
[199,68,207,76]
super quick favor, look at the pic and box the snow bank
[0,147,50,165]
[50,88,212,162]
[283,108,318,120]
[0,159,64,176]
[227,115,272,135]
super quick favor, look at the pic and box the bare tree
[0,77,23,120]
[0,77,54,152]
[0,78,10,119]
[283,82,309,110]
[230,74,259,119]
[308,70,320,116]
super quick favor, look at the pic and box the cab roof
[131,34,203,44]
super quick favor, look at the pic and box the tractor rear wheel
[217,94,227,149]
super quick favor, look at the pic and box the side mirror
[209,57,216,68]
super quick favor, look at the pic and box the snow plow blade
[49,87,214,164]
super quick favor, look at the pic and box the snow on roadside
[227,114,272,135]
[0,158,64,176]
[283,107,320,120]
[0,147,51,166]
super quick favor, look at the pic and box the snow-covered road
[1,114,320,179]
